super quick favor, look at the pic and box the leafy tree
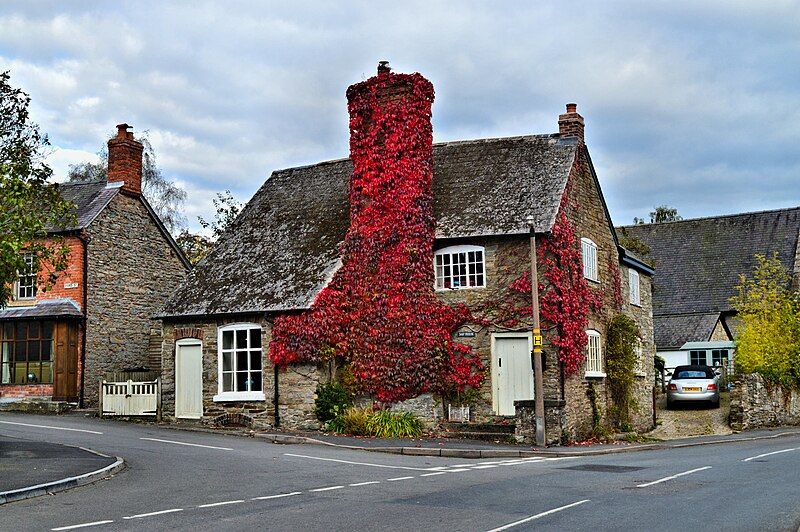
[197,190,242,240]
[67,134,187,234]
[618,229,651,257]
[0,71,74,306]
[175,231,213,266]
[730,253,800,387]
[634,205,682,224]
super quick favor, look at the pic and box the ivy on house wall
[604,314,640,429]
[269,70,483,404]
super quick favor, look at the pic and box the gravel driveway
[649,392,732,440]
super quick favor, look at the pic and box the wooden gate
[100,376,161,418]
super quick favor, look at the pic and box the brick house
[0,125,191,408]
[158,65,655,441]
[619,208,800,370]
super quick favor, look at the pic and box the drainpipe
[274,366,280,429]
[526,216,546,447]
[78,231,90,409]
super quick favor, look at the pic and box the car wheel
[711,398,720,409]
[666,398,674,410]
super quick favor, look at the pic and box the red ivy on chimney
[269,69,483,403]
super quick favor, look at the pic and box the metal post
[528,223,546,447]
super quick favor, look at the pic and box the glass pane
[1,363,9,384]
[476,274,484,286]
[249,371,262,391]
[476,250,483,262]
[236,330,247,349]
[42,321,54,340]
[222,330,233,350]
[41,362,52,384]
[14,341,26,361]
[14,363,26,384]
[222,352,232,372]
[236,351,248,372]
[468,251,475,262]
[249,329,261,349]
[435,255,442,266]
[442,254,450,265]
[28,341,40,361]
[28,322,41,339]
[2,322,12,340]
[41,340,52,361]
[222,372,233,392]
[250,351,262,371]
[2,342,10,363]
[15,322,26,340]
[236,372,251,392]
[26,364,42,384]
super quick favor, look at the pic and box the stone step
[0,398,76,414]
[440,422,516,434]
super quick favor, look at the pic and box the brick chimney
[107,123,143,196]
[558,103,585,143]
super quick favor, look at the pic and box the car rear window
[674,369,713,379]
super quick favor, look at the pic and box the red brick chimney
[107,123,143,196]
[558,103,585,143]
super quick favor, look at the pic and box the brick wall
[83,194,187,407]
[0,384,53,398]
[161,317,322,430]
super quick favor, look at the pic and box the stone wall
[514,399,567,446]
[161,317,322,430]
[729,373,800,431]
[84,194,187,407]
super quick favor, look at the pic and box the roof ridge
[619,205,800,229]
[57,179,108,187]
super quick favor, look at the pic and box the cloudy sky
[1,1,798,233]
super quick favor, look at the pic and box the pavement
[0,434,122,503]
[2,411,800,531]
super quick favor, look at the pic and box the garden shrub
[314,381,353,423]
[605,314,640,429]
[326,407,423,438]
[326,406,373,436]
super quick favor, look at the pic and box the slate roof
[0,298,83,320]
[620,207,800,316]
[160,134,579,317]
[48,180,122,232]
[654,312,721,350]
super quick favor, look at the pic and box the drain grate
[560,464,645,473]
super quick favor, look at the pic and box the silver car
[667,365,720,408]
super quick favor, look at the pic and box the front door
[53,321,79,401]
[175,341,203,419]
[492,333,534,416]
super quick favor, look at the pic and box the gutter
[78,231,90,409]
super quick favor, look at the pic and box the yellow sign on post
[533,335,543,347]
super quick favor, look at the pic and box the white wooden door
[492,334,534,416]
[175,342,203,419]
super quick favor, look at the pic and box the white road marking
[252,491,303,500]
[310,485,344,492]
[636,466,712,488]
[1,420,103,435]
[472,464,499,469]
[349,481,381,486]
[140,437,233,451]
[386,476,415,481]
[284,453,437,471]
[123,509,183,519]
[742,447,800,462]
[420,471,448,477]
[52,520,114,530]
[197,500,244,508]
[486,499,591,531]
[446,468,471,472]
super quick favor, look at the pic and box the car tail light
[707,383,717,391]
[668,383,677,391]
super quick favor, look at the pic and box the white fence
[100,377,161,418]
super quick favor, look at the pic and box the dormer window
[435,245,485,290]
[15,253,37,300]
[581,238,598,282]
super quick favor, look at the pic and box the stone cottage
[0,125,191,409]
[158,64,655,442]
[619,207,800,370]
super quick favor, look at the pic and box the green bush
[326,407,423,438]
[314,381,353,423]
[605,314,640,429]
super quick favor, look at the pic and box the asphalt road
[1,412,799,531]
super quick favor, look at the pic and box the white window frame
[629,269,641,306]
[585,329,605,377]
[213,323,266,402]
[581,238,598,283]
[434,245,486,291]
[15,253,37,300]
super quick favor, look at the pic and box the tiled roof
[160,135,579,317]
[654,313,720,350]
[49,181,121,232]
[0,298,83,320]
[620,207,800,316]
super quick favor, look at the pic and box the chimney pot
[377,61,391,74]
[116,123,132,138]
[558,103,585,143]
[566,103,577,113]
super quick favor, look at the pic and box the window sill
[213,392,266,403]
[629,302,642,308]
[585,372,606,379]
[435,286,486,292]
[585,277,600,285]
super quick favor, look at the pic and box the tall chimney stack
[558,103,585,143]
[107,123,143,196]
